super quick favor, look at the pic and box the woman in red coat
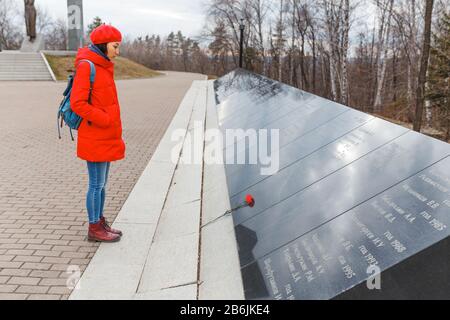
[71,24,125,243]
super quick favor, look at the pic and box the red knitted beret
[90,24,122,44]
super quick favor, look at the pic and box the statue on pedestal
[24,0,37,42]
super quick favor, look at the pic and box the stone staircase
[0,51,54,81]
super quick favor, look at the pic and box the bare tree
[373,0,395,112]
[207,0,247,67]
[288,0,297,86]
[272,0,287,82]
[44,18,67,50]
[321,0,354,104]
[341,0,350,105]
[35,4,53,35]
[413,0,435,131]
[293,0,310,90]
[248,0,269,75]
[194,0,449,140]
[322,0,339,100]
[304,3,318,93]
[0,0,23,49]
[391,0,421,120]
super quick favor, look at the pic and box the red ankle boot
[88,221,121,243]
[100,216,123,236]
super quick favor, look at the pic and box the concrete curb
[134,80,207,299]
[198,80,245,300]
[40,52,57,82]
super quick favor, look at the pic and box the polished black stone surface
[224,109,373,180]
[228,117,408,215]
[213,69,450,300]
[236,131,449,267]
[241,157,450,299]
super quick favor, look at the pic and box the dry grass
[113,56,163,79]
[373,113,449,143]
[44,54,162,81]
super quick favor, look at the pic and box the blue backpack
[57,59,96,141]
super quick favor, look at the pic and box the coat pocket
[104,103,120,122]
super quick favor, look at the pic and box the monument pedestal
[20,34,45,52]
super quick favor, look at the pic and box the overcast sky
[34,0,207,39]
[22,0,378,49]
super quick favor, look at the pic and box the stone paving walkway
[0,71,205,300]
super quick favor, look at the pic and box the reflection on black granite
[229,118,409,225]
[236,131,449,267]
[241,157,450,299]
[213,69,450,300]
[224,110,374,187]
[235,224,258,273]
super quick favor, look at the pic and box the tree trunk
[290,0,296,85]
[340,0,350,105]
[408,0,418,121]
[278,0,284,82]
[446,109,450,142]
[311,30,317,93]
[368,21,376,110]
[323,0,338,101]
[392,47,397,102]
[320,46,329,97]
[374,0,394,112]
[413,0,434,132]
[300,32,308,90]
[330,54,338,101]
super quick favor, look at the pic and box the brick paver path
[0,72,204,300]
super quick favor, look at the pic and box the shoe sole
[87,236,121,243]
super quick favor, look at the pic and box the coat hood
[74,46,114,75]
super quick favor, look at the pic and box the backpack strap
[76,60,96,127]
[76,59,96,104]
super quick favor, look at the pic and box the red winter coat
[70,47,125,162]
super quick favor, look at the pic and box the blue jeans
[86,161,110,224]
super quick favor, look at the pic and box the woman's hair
[95,43,108,55]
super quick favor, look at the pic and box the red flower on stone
[245,194,255,208]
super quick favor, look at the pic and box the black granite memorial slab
[223,110,373,184]
[228,117,408,205]
[236,131,449,266]
[213,69,450,300]
[241,157,450,299]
